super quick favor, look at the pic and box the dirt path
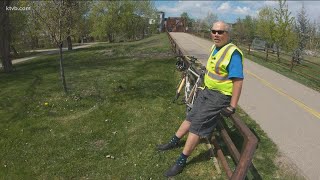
[170,32,320,180]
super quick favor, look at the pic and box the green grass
[0,33,303,179]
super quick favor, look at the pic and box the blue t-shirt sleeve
[227,50,244,79]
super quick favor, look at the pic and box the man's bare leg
[176,120,191,138]
[157,120,191,151]
[164,132,200,177]
[182,132,200,155]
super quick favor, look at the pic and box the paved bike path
[170,32,320,180]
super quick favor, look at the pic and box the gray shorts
[186,88,231,138]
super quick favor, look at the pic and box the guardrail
[166,30,259,180]
[167,30,184,56]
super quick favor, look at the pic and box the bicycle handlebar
[184,55,197,63]
[175,55,197,63]
[175,55,207,75]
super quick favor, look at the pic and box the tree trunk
[265,48,269,61]
[248,43,251,55]
[59,43,68,93]
[0,0,14,72]
[66,0,72,50]
[11,45,18,56]
[67,35,72,50]
[290,58,295,71]
[277,46,280,62]
[108,33,114,43]
[141,26,145,39]
[31,36,39,49]
[0,38,13,72]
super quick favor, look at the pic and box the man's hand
[221,106,236,117]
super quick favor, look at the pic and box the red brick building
[165,17,187,32]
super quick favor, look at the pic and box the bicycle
[173,55,206,113]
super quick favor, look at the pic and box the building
[149,11,165,33]
[158,11,165,32]
[165,17,187,32]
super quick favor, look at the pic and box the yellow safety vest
[204,43,243,96]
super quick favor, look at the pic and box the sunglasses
[211,30,228,35]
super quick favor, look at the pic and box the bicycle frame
[185,66,200,108]
[173,55,205,113]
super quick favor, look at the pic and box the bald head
[211,21,230,47]
[212,21,231,32]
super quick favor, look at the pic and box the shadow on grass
[187,150,211,166]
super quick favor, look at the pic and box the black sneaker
[164,163,184,177]
[156,143,179,151]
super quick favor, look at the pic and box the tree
[24,6,44,49]
[65,1,92,50]
[32,1,70,93]
[274,0,295,61]
[232,16,256,54]
[89,1,156,42]
[90,1,129,42]
[123,1,156,40]
[66,1,92,44]
[307,21,320,51]
[8,1,28,56]
[134,1,157,36]
[65,0,74,50]
[243,16,257,54]
[296,3,309,51]
[293,3,310,63]
[191,12,218,36]
[0,0,14,73]
[232,18,246,45]
[181,12,194,29]
[202,12,218,30]
[257,6,276,60]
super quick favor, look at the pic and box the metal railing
[167,30,259,180]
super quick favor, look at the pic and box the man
[157,21,244,177]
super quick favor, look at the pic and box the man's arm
[221,49,243,117]
[230,78,243,108]
[220,78,243,117]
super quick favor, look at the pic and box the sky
[154,1,320,24]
